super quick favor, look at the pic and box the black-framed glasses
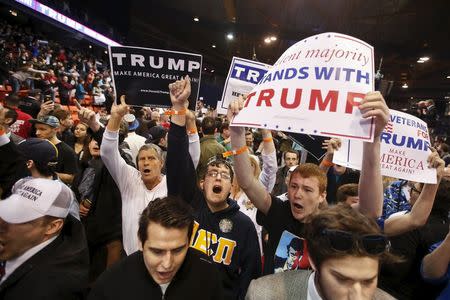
[206,170,231,180]
[321,229,390,255]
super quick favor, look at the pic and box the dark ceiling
[9,0,450,108]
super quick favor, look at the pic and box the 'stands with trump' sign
[333,110,436,183]
[109,46,202,110]
[217,57,271,115]
[230,32,375,142]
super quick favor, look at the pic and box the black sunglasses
[321,229,390,255]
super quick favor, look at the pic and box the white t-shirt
[101,129,168,255]
[307,272,323,300]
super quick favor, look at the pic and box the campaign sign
[231,32,375,142]
[217,57,271,115]
[109,46,202,110]
[288,133,328,162]
[333,110,436,183]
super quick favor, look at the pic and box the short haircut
[219,121,229,134]
[440,143,449,153]
[336,183,359,203]
[201,116,216,135]
[203,155,234,182]
[33,160,56,177]
[287,237,303,252]
[52,108,71,121]
[4,108,18,126]
[5,95,20,107]
[289,163,327,194]
[138,196,194,243]
[306,204,392,269]
[136,143,163,167]
[284,149,299,161]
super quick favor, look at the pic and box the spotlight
[402,83,408,89]
[270,36,277,41]
[419,56,430,61]
[264,38,271,44]
[89,45,92,49]
[193,17,199,22]
[227,33,234,40]
[212,44,216,48]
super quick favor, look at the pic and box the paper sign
[109,46,202,110]
[230,32,375,142]
[218,57,271,115]
[333,110,436,183]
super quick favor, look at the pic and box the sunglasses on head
[320,229,390,255]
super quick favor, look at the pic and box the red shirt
[10,108,32,139]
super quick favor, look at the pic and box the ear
[45,219,64,236]
[4,117,13,126]
[26,159,34,169]
[199,179,205,190]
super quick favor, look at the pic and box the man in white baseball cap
[0,178,89,299]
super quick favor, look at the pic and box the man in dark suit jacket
[0,178,89,299]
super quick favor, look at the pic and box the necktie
[0,261,5,281]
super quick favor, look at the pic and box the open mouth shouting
[212,185,223,194]
[292,202,304,212]
[142,168,151,175]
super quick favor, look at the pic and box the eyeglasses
[320,229,390,255]
[206,170,231,180]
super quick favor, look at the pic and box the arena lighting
[419,56,430,61]
[270,36,277,41]
[88,45,92,49]
[14,0,121,46]
[9,10,18,16]
[264,37,271,44]
[402,83,408,89]
[211,44,216,48]
[104,50,108,54]
[193,17,199,22]
[446,75,450,79]
[211,69,215,73]
[227,33,234,40]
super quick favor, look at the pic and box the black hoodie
[167,123,261,300]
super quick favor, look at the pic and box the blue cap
[29,115,60,128]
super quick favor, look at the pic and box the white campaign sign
[230,32,375,142]
[217,57,271,115]
[333,109,436,183]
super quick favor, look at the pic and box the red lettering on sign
[256,89,274,107]
[309,89,338,112]
[345,92,365,114]
[280,88,302,109]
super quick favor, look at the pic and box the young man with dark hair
[272,149,300,196]
[5,95,32,139]
[229,92,389,275]
[52,108,75,145]
[216,121,231,151]
[167,76,261,299]
[197,116,227,177]
[246,204,394,299]
[88,196,223,300]
[336,183,359,205]
[29,115,78,185]
[0,104,22,144]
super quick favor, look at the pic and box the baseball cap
[128,119,139,131]
[17,138,58,166]
[29,115,60,128]
[148,125,168,144]
[0,178,74,224]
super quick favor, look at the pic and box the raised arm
[384,150,444,236]
[319,138,342,172]
[99,96,136,191]
[186,109,200,168]
[353,91,389,218]
[258,129,277,192]
[166,76,199,204]
[421,230,450,280]
[229,97,272,214]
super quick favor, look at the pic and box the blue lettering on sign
[231,63,268,84]
[380,132,430,151]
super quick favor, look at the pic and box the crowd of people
[0,15,449,300]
